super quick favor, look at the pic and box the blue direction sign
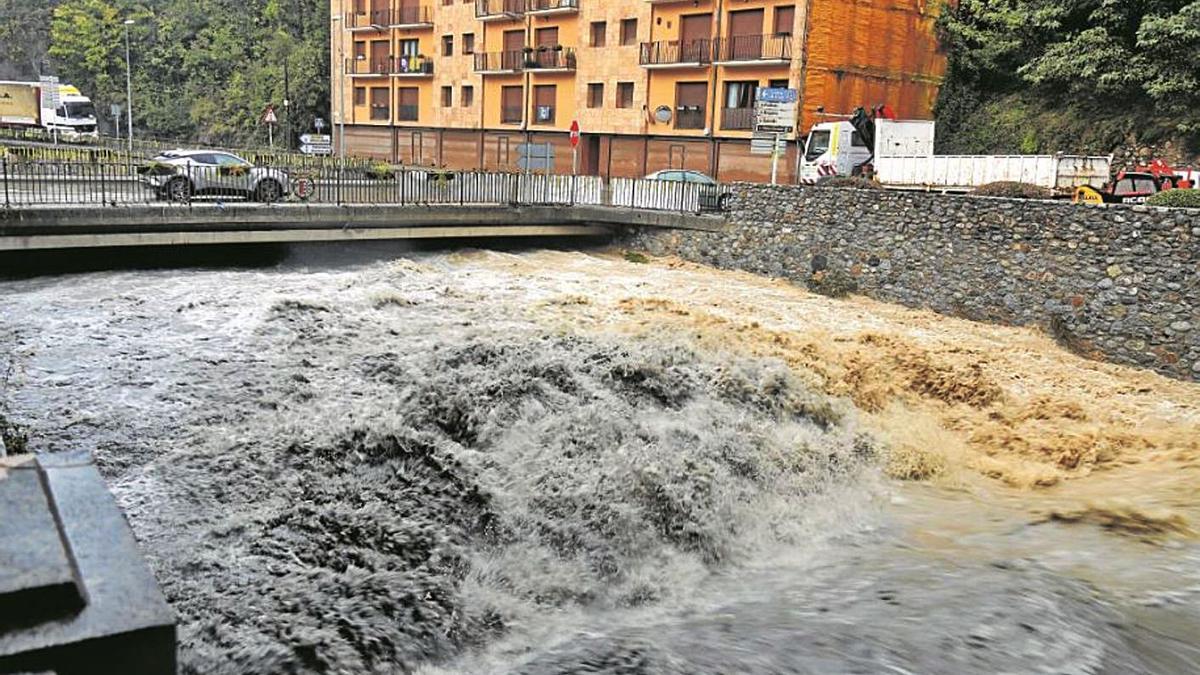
[757,87,798,103]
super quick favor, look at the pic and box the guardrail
[0,157,730,214]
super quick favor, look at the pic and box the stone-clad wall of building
[623,184,1200,381]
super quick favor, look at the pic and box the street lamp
[123,19,134,159]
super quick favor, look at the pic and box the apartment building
[331,0,946,182]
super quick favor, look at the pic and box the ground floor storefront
[341,126,803,184]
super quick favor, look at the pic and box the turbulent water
[1,245,1197,674]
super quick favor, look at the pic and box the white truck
[799,115,1111,194]
[0,80,99,141]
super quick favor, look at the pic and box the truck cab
[44,85,98,141]
[799,121,872,184]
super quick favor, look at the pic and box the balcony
[501,106,523,124]
[639,40,712,68]
[397,104,419,122]
[474,50,525,74]
[346,7,433,30]
[526,0,578,16]
[713,34,792,65]
[345,56,434,77]
[526,47,576,72]
[720,107,754,130]
[675,107,705,130]
[475,0,524,21]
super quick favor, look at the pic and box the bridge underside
[0,204,721,251]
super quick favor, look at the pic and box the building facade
[331,0,947,182]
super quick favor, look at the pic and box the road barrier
[0,157,728,214]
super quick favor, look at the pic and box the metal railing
[345,56,434,75]
[346,6,433,28]
[713,34,792,62]
[527,47,576,70]
[397,105,420,121]
[475,0,525,18]
[526,0,578,12]
[474,50,526,72]
[675,108,706,129]
[720,107,754,130]
[639,39,712,66]
[0,157,730,214]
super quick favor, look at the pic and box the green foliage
[1146,188,1200,207]
[972,181,1052,199]
[366,161,395,180]
[623,251,650,264]
[936,0,1200,155]
[0,0,331,146]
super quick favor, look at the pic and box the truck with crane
[799,107,1112,195]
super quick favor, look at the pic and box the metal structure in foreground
[0,156,730,215]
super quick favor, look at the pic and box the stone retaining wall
[624,184,1200,381]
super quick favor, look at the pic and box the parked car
[644,170,731,211]
[139,150,290,202]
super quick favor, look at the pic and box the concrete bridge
[0,202,722,251]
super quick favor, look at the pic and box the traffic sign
[569,120,580,148]
[314,117,327,131]
[300,144,333,156]
[750,132,787,156]
[262,105,278,125]
[755,87,797,134]
[39,75,60,113]
[300,134,332,145]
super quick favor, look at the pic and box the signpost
[262,104,278,149]
[39,75,59,144]
[569,120,580,176]
[299,133,333,156]
[754,87,797,185]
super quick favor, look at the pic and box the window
[397,87,418,121]
[590,21,606,47]
[354,87,366,106]
[370,87,390,120]
[587,83,604,108]
[442,35,454,56]
[462,85,474,107]
[721,80,756,130]
[533,84,556,124]
[463,33,475,54]
[769,78,789,89]
[616,82,634,108]
[674,81,707,129]
[354,42,366,60]
[850,131,866,147]
[441,86,453,107]
[501,85,523,124]
[620,18,637,46]
[774,5,795,35]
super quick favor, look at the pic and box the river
[1,245,1197,674]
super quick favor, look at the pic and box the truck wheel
[165,177,192,202]
[255,179,283,203]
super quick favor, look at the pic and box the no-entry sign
[569,120,580,148]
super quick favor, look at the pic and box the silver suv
[140,150,290,202]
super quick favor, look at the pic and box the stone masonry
[624,183,1200,382]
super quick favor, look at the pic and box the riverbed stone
[623,183,1200,382]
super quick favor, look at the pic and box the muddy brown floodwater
[0,246,1197,674]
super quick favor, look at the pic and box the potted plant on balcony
[523,46,537,68]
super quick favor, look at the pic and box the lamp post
[123,19,134,159]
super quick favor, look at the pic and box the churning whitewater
[1,247,1197,674]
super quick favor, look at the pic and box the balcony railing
[475,0,525,19]
[526,0,579,14]
[713,34,792,63]
[474,50,526,72]
[675,107,705,129]
[397,104,419,121]
[526,47,576,71]
[501,106,523,124]
[639,39,712,67]
[720,107,754,130]
[370,105,390,121]
[346,7,433,29]
[345,57,434,76]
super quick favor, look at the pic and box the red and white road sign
[262,105,278,125]
[569,120,580,148]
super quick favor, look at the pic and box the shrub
[623,251,649,264]
[820,176,880,190]
[365,162,395,180]
[1146,188,1200,208]
[972,181,1052,199]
